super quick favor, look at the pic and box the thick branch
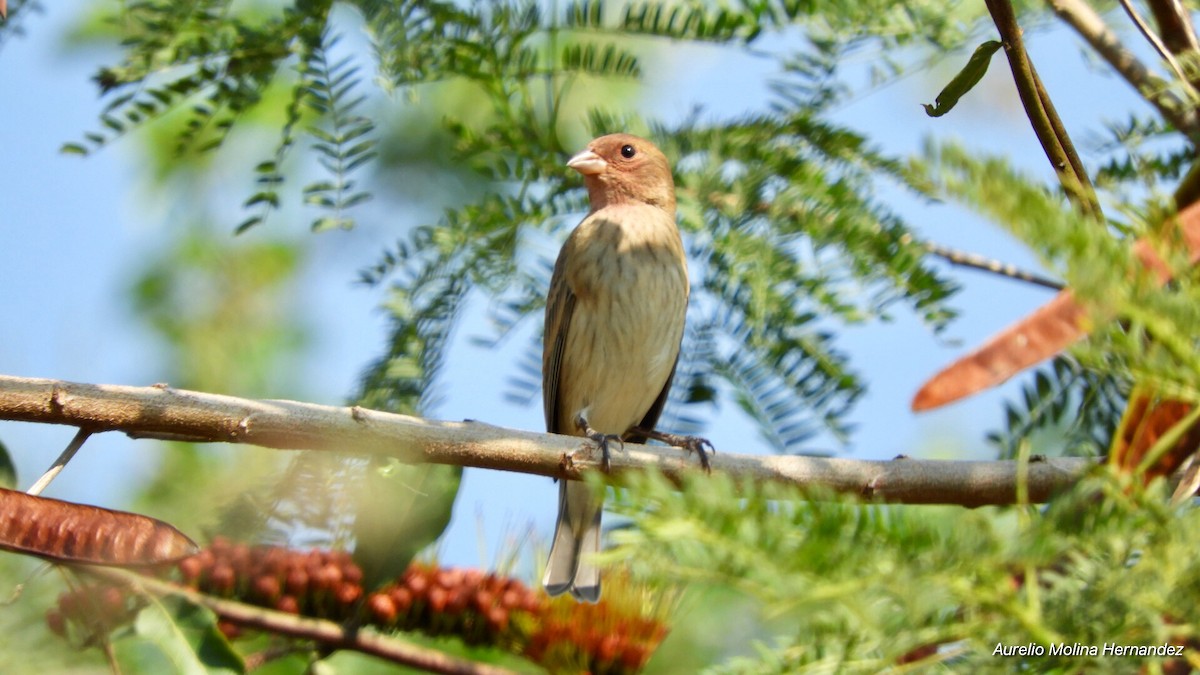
[0,374,1094,507]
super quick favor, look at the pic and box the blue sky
[0,3,1155,569]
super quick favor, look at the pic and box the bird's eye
[620,144,636,159]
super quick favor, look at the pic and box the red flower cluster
[179,537,363,621]
[47,540,671,674]
[529,599,671,674]
[368,563,544,647]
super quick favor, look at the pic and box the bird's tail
[542,479,602,602]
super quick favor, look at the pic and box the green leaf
[134,599,244,675]
[0,439,15,490]
[922,40,1002,117]
[234,216,263,234]
[242,192,279,209]
[312,215,353,231]
[60,143,90,156]
[352,460,461,590]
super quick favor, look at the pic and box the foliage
[127,225,309,534]
[609,469,1200,673]
[49,0,973,453]
[987,357,1127,460]
[912,141,1200,458]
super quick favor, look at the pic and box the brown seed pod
[0,488,197,565]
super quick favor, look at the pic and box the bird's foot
[574,414,623,472]
[630,427,715,473]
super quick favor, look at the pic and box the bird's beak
[566,149,606,176]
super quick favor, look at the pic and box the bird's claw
[593,433,623,473]
[674,435,715,473]
[574,414,623,473]
[631,427,715,473]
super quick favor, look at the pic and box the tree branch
[921,240,1065,290]
[1145,0,1199,56]
[0,374,1095,507]
[986,0,1103,219]
[1046,0,1200,141]
[1115,0,1193,90]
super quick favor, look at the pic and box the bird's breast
[555,206,688,435]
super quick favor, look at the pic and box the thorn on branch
[559,452,575,475]
[49,385,65,415]
[863,476,882,498]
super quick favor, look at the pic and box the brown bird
[542,133,709,602]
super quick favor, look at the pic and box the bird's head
[567,134,675,212]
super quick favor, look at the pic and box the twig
[923,241,1065,290]
[0,374,1096,507]
[1046,0,1200,140]
[1032,65,1094,210]
[26,428,92,496]
[986,0,1103,219]
[1116,0,1193,90]
[101,640,121,675]
[1144,0,1199,56]
[81,567,518,675]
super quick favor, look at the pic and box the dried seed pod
[0,488,197,565]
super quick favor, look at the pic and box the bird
[541,133,711,602]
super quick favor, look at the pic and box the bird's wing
[626,357,678,443]
[543,250,577,434]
